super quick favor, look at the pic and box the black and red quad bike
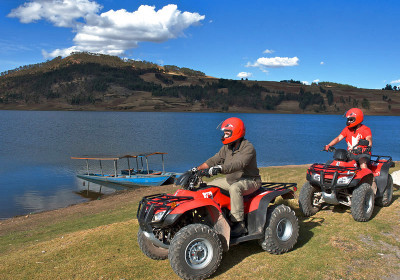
[299,139,395,222]
[137,170,299,280]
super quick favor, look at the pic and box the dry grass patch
[0,164,399,279]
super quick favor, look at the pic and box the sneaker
[230,221,247,237]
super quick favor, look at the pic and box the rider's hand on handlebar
[322,145,335,152]
[208,165,222,176]
[191,167,198,173]
[198,169,210,177]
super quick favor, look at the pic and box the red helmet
[345,108,364,128]
[219,117,246,145]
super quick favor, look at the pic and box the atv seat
[217,186,265,202]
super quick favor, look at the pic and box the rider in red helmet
[196,117,261,237]
[324,108,372,169]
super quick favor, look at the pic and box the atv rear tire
[137,228,168,260]
[259,204,299,254]
[375,174,393,207]
[299,182,322,217]
[168,224,223,280]
[351,183,375,222]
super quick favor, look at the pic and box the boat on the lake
[71,152,180,187]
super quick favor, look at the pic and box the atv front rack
[308,163,359,189]
[137,193,193,231]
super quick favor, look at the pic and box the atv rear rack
[261,182,297,191]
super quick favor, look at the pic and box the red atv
[299,139,395,222]
[137,170,299,280]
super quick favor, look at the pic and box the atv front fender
[164,201,231,251]
[163,198,223,227]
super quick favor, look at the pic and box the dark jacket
[205,139,260,185]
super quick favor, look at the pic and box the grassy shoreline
[1,164,399,280]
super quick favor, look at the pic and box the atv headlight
[337,176,352,185]
[152,210,166,222]
[313,174,321,181]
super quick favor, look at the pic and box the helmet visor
[221,130,232,142]
[346,117,356,126]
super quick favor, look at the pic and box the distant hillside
[0,52,399,115]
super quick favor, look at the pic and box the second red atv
[137,170,299,280]
[299,139,395,222]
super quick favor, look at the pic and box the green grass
[1,165,399,280]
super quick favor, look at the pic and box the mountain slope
[0,52,398,115]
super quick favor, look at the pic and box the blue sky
[1,0,399,89]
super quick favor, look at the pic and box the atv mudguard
[164,198,223,226]
[163,199,231,251]
[372,158,394,197]
[246,187,294,236]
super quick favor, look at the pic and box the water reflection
[0,111,399,219]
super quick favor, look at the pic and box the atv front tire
[375,174,393,207]
[168,224,223,280]
[259,204,299,254]
[137,228,168,260]
[299,182,322,217]
[351,183,375,222]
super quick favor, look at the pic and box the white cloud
[237,72,252,79]
[320,61,324,65]
[302,81,310,85]
[8,0,102,27]
[390,79,400,84]
[247,56,299,69]
[263,49,274,54]
[313,79,320,83]
[9,1,205,58]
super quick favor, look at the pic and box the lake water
[1,110,399,219]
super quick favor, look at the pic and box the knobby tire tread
[351,183,375,222]
[137,229,168,260]
[299,182,321,217]
[168,224,223,280]
[261,204,299,255]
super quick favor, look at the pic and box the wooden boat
[71,152,180,187]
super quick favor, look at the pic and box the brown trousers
[209,177,261,222]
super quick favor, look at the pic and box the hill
[0,52,399,115]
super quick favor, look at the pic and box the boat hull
[77,173,176,187]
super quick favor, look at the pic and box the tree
[361,98,370,109]
[383,84,393,90]
[327,90,333,106]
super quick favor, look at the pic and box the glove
[208,165,222,176]
[323,145,330,151]
[191,167,198,173]
[198,169,210,177]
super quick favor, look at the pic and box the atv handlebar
[322,146,335,152]
[175,168,212,190]
[322,139,371,155]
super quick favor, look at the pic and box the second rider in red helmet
[196,117,261,237]
[325,108,373,169]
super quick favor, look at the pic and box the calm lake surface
[1,110,399,219]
